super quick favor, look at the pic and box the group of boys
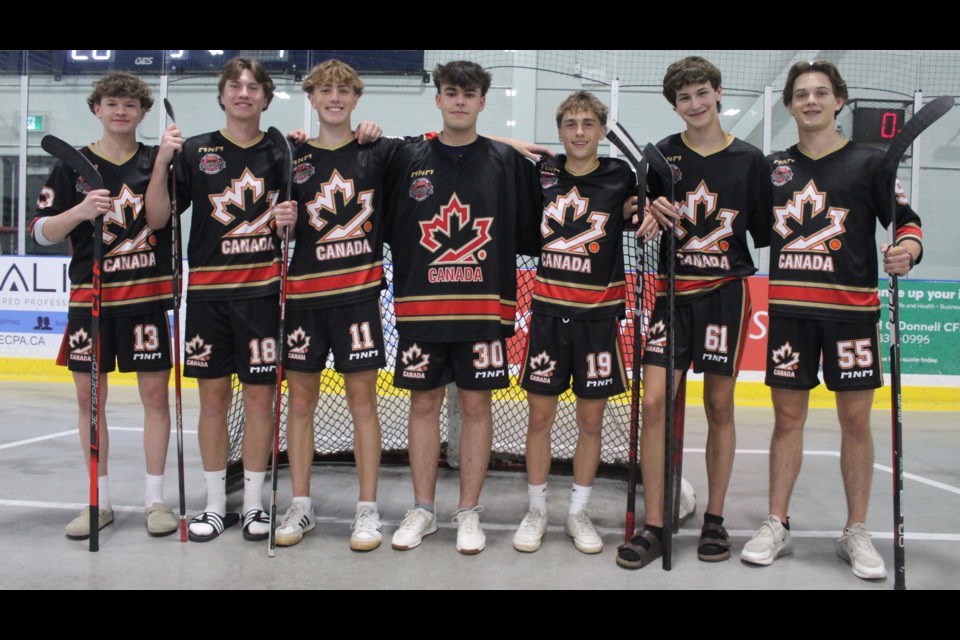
[33,54,922,582]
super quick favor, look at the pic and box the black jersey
[767,141,923,323]
[532,155,635,319]
[384,136,541,342]
[174,130,283,301]
[650,134,771,303]
[33,144,173,318]
[287,136,416,309]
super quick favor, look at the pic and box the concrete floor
[0,380,957,590]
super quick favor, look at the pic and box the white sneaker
[679,477,697,523]
[452,506,485,555]
[350,507,382,552]
[837,523,887,579]
[513,508,547,552]
[391,507,438,550]
[741,515,792,565]
[275,503,316,547]
[565,509,603,554]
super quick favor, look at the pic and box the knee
[577,416,602,439]
[703,396,733,429]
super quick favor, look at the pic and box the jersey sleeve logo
[208,168,279,237]
[419,193,493,265]
[199,153,227,175]
[305,169,375,243]
[409,177,434,202]
[771,166,794,187]
[676,180,737,254]
[37,186,55,210]
[540,186,609,255]
[75,175,93,195]
[774,180,848,252]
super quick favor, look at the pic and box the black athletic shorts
[393,337,509,391]
[519,314,627,399]
[59,311,171,374]
[642,279,751,377]
[184,296,279,384]
[765,316,883,391]
[284,298,386,374]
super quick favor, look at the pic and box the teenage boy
[32,72,177,538]
[147,57,284,542]
[384,60,541,554]
[512,91,634,555]
[740,60,922,580]
[619,57,770,568]
[271,60,417,551]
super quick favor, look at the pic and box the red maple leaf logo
[419,194,493,265]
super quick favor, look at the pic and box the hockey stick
[879,94,953,591]
[265,126,294,557]
[605,121,647,544]
[42,135,105,552]
[163,98,188,542]
[643,142,683,570]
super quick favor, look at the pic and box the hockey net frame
[226,232,661,481]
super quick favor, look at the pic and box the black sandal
[697,521,731,561]
[616,529,663,569]
[188,511,240,542]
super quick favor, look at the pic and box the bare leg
[768,387,810,521]
[138,369,171,476]
[73,371,109,476]
[344,369,381,503]
[196,377,232,472]
[457,389,493,509]
[639,365,683,527]
[240,382,275,473]
[408,387,445,505]
[285,370,320,497]
[702,372,736,517]
[836,389,875,527]
[572,397,607,487]
[525,393,558,485]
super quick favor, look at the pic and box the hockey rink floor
[0,380,957,590]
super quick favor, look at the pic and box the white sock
[357,500,378,516]
[292,496,312,511]
[242,470,266,515]
[145,473,164,508]
[528,482,547,513]
[98,475,111,511]
[202,469,227,515]
[569,483,592,515]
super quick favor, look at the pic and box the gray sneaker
[565,509,603,554]
[837,523,887,579]
[741,515,792,565]
[512,508,547,552]
[391,508,438,550]
[66,508,114,539]
[275,502,316,547]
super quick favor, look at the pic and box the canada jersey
[532,156,634,319]
[33,144,173,318]
[174,130,282,301]
[385,136,541,342]
[767,141,923,322]
[288,137,409,309]
[650,134,771,303]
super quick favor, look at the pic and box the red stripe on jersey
[896,225,922,241]
[657,276,736,295]
[288,265,382,297]
[70,280,173,305]
[395,298,513,322]
[533,280,625,306]
[768,283,878,308]
[188,263,280,287]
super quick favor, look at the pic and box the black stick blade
[881,95,954,177]
[41,136,103,191]
[163,98,177,124]
[266,127,294,202]
[643,143,674,201]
